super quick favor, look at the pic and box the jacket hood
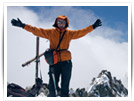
[53,15,69,28]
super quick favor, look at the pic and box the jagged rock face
[35,70,128,97]
[87,70,128,97]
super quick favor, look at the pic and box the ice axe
[22,37,41,83]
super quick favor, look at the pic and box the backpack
[7,78,42,97]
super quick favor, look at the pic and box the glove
[92,19,102,29]
[36,78,43,86]
[11,18,25,28]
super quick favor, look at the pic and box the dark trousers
[48,60,72,97]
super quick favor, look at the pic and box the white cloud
[7,6,128,90]
[90,26,126,42]
[70,36,128,89]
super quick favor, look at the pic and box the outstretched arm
[11,18,50,39]
[69,19,102,39]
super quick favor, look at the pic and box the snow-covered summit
[87,70,128,97]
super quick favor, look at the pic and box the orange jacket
[24,15,94,62]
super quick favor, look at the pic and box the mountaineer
[11,15,102,97]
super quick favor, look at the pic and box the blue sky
[25,6,128,42]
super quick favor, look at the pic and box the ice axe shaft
[35,37,39,79]
[22,52,45,67]
[52,73,58,96]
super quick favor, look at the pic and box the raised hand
[92,19,102,29]
[11,18,25,28]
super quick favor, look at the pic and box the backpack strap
[55,30,66,50]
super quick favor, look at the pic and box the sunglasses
[57,20,66,24]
